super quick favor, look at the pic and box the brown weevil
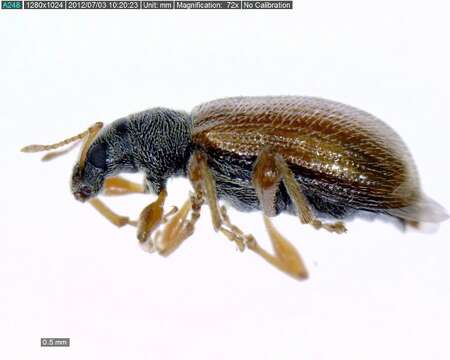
[21,96,449,280]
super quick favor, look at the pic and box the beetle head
[21,121,106,203]
[70,123,108,202]
[22,119,141,203]
[71,142,108,202]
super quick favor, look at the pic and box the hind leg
[188,150,307,279]
[253,147,347,234]
[219,206,308,279]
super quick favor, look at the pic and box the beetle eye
[88,143,107,170]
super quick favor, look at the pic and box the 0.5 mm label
[41,338,70,347]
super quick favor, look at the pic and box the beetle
[21,96,448,280]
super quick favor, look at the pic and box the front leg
[89,198,131,227]
[103,176,146,196]
[136,188,204,256]
[137,189,168,251]
[155,190,204,257]
[86,176,146,227]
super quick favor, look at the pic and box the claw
[162,206,178,223]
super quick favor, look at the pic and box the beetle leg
[187,150,306,278]
[89,198,133,227]
[162,206,179,222]
[255,215,308,279]
[217,206,246,251]
[155,191,204,257]
[253,147,346,234]
[219,206,308,279]
[136,189,202,255]
[188,151,248,250]
[188,151,222,230]
[103,176,146,196]
[136,189,168,251]
[277,155,347,233]
[86,176,147,227]
[252,147,283,217]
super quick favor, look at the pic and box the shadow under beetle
[22,96,449,279]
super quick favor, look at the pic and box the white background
[1,1,450,359]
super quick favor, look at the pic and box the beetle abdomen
[192,96,448,223]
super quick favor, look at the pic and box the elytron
[22,96,448,279]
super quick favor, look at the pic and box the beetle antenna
[41,141,82,162]
[21,126,93,153]
[21,122,104,165]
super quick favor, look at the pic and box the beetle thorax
[126,108,193,193]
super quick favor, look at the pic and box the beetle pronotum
[22,96,449,280]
